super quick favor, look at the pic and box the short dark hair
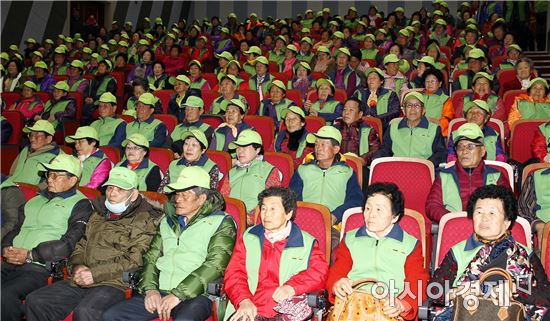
[365,182,405,221]
[85,138,99,147]
[152,60,165,71]
[344,97,362,111]
[467,185,517,227]
[257,186,297,220]
[423,68,444,84]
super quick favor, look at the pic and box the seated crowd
[1,2,550,321]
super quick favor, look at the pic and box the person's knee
[73,303,100,321]
[24,289,46,310]
[101,305,120,321]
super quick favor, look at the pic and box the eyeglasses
[404,103,423,109]
[47,171,69,179]
[456,143,483,152]
[125,146,144,152]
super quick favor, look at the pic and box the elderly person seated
[167,74,198,122]
[246,56,276,101]
[210,98,252,152]
[82,59,117,125]
[303,79,343,124]
[312,46,332,74]
[354,67,400,131]
[501,57,537,94]
[220,129,282,222]
[495,44,523,71]
[531,121,550,163]
[66,59,89,93]
[124,78,162,116]
[447,100,506,162]
[374,91,447,167]
[1,154,93,321]
[162,129,220,191]
[188,60,211,91]
[65,126,112,189]
[327,47,360,98]
[169,96,213,155]
[426,123,510,222]
[456,71,507,122]
[382,53,410,99]
[211,75,249,115]
[126,92,167,148]
[8,81,44,123]
[103,166,236,321]
[519,164,550,249]
[452,48,490,91]
[90,92,126,148]
[1,120,61,187]
[430,185,550,321]
[224,186,328,321]
[273,106,314,168]
[31,61,55,93]
[508,78,550,129]
[333,97,380,166]
[116,133,162,192]
[258,80,297,129]
[25,167,162,321]
[147,61,169,90]
[326,182,429,321]
[34,80,76,133]
[421,68,454,137]
[289,61,315,101]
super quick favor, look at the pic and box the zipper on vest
[320,170,326,199]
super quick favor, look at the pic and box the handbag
[328,278,403,321]
[452,268,526,321]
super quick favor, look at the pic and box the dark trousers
[103,293,212,321]
[1,262,50,321]
[25,279,125,321]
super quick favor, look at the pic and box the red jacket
[190,47,212,64]
[531,125,549,162]
[163,56,187,77]
[224,224,328,318]
[326,236,428,321]
[426,161,510,222]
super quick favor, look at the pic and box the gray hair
[515,57,533,70]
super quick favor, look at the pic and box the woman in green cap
[312,46,332,73]
[67,59,89,94]
[508,78,550,128]
[274,106,314,168]
[289,61,315,101]
[127,49,154,83]
[258,80,297,129]
[188,59,211,90]
[268,36,286,68]
[35,81,76,132]
[117,133,162,192]
[83,59,117,124]
[31,61,55,93]
[304,79,343,124]
[8,81,44,122]
[360,34,381,63]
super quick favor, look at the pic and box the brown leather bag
[328,278,403,321]
[452,268,526,321]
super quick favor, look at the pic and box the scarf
[264,221,292,244]
[287,127,305,151]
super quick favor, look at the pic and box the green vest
[126,96,138,112]
[126,118,164,143]
[90,116,125,146]
[96,75,115,98]
[12,189,87,252]
[356,90,391,115]
[43,99,71,129]
[79,151,109,186]
[451,126,498,160]
[451,236,531,287]
[248,74,274,97]
[213,130,227,151]
[533,169,550,222]
[156,211,227,291]
[359,126,372,156]
[168,157,215,182]
[361,49,379,60]
[229,159,275,211]
[423,91,450,120]
[211,95,246,115]
[69,78,85,92]
[171,122,211,142]
[53,65,68,76]
[440,166,501,212]
[463,95,499,114]
[216,39,231,52]
[310,99,341,124]
[116,159,158,191]
[389,119,438,159]
[459,74,470,90]
[258,98,294,122]
[1,146,59,187]
[268,51,285,66]
[517,100,550,120]
[345,225,417,293]
[298,162,353,212]
[243,63,256,76]
[190,78,208,90]
[296,52,314,64]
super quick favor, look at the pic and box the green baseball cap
[472,72,494,84]
[306,125,342,145]
[108,39,117,46]
[253,56,269,66]
[181,129,208,148]
[175,74,191,85]
[216,51,233,61]
[122,133,149,148]
[70,59,85,69]
[98,92,117,104]
[223,98,247,113]
[220,27,230,34]
[294,61,311,73]
[228,12,237,19]
[228,60,241,70]
[398,29,410,37]
[31,51,43,58]
[99,59,112,71]
[38,154,82,178]
[34,61,48,70]
[301,37,313,45]
[9,44,19,51]
[463,99,491,116]
[164,166,210,193]
[118,41,129,47]
[403,91,425,105]
[435,18,447,26]
[45,39,54,45]
[220,74,239,85]
[286,44,298,53]
[453,123,484,145]
[411,20,421,26]
[395,7,405,13]
[467,48,485,60]
[316,78,335,92]
[244,46,262,56]
[182,96,204,109]
[335,47,351,57]
[137,92,157,106]
[229,129,263,149]
[65,126,99,143]
[507,44,522,53]
[329,21,339,27]
[103,167,138,190]
[155,17,163,24]
[301,27,310,33]
[22,81,38,91]
[281,106,306,120]
[433,10,444,16]
[415,56,436,67]
[270,80,286,92]
[53,81,70,92]
[138,39,149,46]
[82,47,93,54]
[383,54,400,65]
[188,59,202,69]
[375,29,387,36]
[1,52,8,60]
[23,119,55,136]
[332,31,345,39]
[317,46,330,55]
[54,46,67,54]
[528,77,549,90]
[65,37,74,43]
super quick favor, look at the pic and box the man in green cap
[25,167,163,321]
[453,48,489,91]
[1,154,93,321]
[247,56,275,101]
[103,166,237,321]
[258,79,297,129]
[382,53,410,98]
[67,59,89,93]
[375,91,447,167]
[289,126,364,232]
[214,27,234,55]
[90,92,127,148]
[34,80,76,132]
[210,98,253,151]
[169,96,213,154]
[211,74,249,115]
[427,123,510,222]
[126,92,167,147]
[167,75,200,122]
[83,59,117,125]
[50,47,69,76]
[2,120,62,187]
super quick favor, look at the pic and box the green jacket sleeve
[171,215,237,301]
[137,227,164,293]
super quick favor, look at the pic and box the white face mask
[104,192,133,214]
